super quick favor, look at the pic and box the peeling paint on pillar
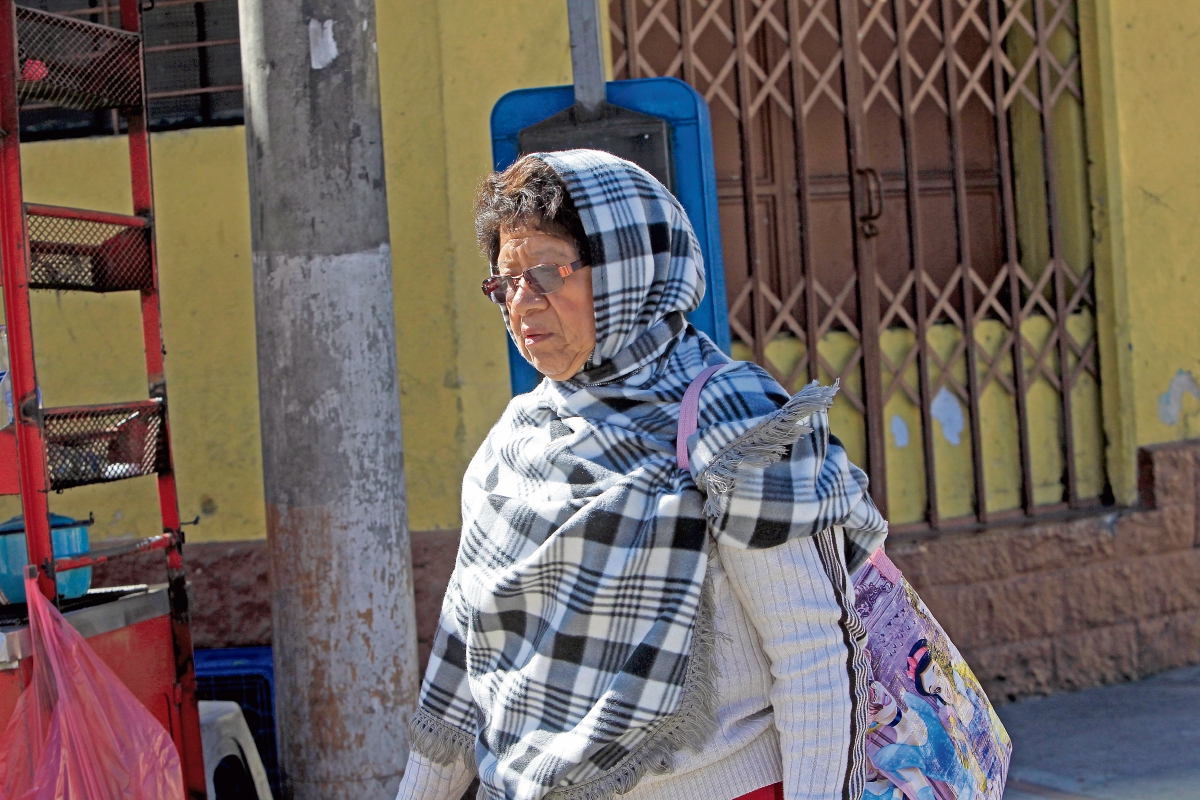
[239,0,418,797]
[256,251,418,788]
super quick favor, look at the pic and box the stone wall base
[91,530,457,669]
[888,439,1200,702]
[93,439,1200,704]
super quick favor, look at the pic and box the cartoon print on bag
[864,764,906,799]
[908,633,1006,792]
[867,676,977,800]
[855,550,1011,800]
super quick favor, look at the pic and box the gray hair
[474,154,591,268]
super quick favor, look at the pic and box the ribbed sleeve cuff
[395,749,475,800]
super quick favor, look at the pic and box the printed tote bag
[677,366,1011,800]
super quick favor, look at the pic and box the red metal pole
[0,0,55,601]
[24,203,149,227]
[53,531,178,571]
[119,2,205,797]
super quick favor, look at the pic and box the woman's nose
[509,280,546,314]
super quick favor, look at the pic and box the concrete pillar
[238,1,419,797]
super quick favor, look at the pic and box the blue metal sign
[490,77,729,395]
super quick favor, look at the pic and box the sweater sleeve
[410,569,479,764]
[394,749,476,800]
[717,527,870,800]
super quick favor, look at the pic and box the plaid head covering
[410,150,887,800]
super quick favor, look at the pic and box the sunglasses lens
[481,276,509,304]
[525,265,564,295]
[483,265,569,304]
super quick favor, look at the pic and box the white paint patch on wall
[1158,369,1200,425]
[308,19,338,69]
[931,386,964,446]
[891,414,910,448]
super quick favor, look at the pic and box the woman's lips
[523,330,552,347]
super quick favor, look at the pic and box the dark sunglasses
[481,260,585,305]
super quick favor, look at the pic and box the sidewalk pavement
[998,665,1200,800]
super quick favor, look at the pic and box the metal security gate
[610,0,1106,530]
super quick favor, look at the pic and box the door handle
[856,167,884,237]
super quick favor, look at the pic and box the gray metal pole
[238,1,419,798]
[568,0,606,113]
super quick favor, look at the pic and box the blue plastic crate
[194,646,280,799]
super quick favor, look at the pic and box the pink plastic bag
[0,569,184,800]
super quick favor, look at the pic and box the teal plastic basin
[0,513,92,604]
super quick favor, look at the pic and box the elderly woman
[396,150,887,800]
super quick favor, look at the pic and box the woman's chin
[526,350,575,380]
[528,357,562,378]
[536,365,574,380]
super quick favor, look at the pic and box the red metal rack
[0,1,204,795]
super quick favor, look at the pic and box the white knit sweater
[396,528,863,800]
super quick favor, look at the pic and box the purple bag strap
[676,364,723,472]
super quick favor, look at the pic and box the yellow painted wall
[1080,0,1200,503]
[1106,2,1200,441]
[734,316,1104,527]
[4,0,1196,540]
[0,128,262,543]
[0,3,572,543]
[376,0,571,531]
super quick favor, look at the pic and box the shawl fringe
[548,580,720,800]
[408,707,475,767]
[698,381,839,517]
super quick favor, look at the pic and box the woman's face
[497,226,595,381]
[867,680,898,723]
[918,661,952,704]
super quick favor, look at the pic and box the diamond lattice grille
[610,0,1103,528]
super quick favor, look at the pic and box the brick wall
[91,529,457,668]
[889,439,1200,702]
[92,539,272,650]
[94,439,1200,704]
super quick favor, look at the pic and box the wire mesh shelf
[26,204,152,292]
[15,6,141,111]
[44,401,168,491]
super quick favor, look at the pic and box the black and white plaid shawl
[410,150,887,800]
